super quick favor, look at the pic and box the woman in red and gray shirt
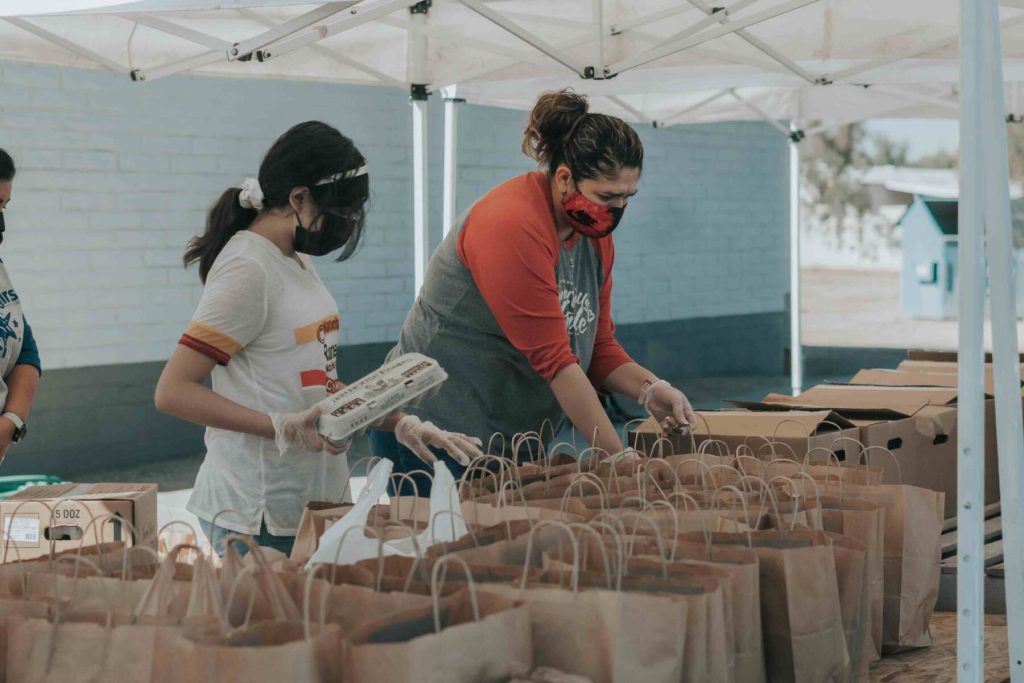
[372,90,696,491]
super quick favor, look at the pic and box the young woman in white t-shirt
[155,122,482,555]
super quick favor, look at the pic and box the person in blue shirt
[0,149,41,463]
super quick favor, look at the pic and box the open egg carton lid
[316,353,447,443]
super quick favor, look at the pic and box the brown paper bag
[8,617,167,683]
[152,620,347,683]
[485,580,686,683]
[550,564,732,683]
[0,598,50,680]
[819,496,885,664]
[350,582,532,683]
[219,536,301,627]
[682,530,851,683]
[823,531,870,683]
[629,538,765,683]
[843,483,944,653]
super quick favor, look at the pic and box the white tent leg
[977,0,1024,678]
[443,89,463,237]
[412,97,429,294]
[408,2,430,295]
[789,127,802,396]
[957,0,986,677]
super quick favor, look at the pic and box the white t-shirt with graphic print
[183,231,350,536]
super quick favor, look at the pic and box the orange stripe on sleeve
[183,321,243,359]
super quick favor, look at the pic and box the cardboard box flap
[897,359,1024,381]
[6,483,156,502]
[853,368,1010,395]
[727,398,909,421]
[732,384,961,418]
[690,409,856,436]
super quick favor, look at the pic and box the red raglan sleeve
[458,208,580,383]
[586,238,634,390]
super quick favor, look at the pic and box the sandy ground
[801,267,1024,350]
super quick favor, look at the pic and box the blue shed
[899,195,1024,319]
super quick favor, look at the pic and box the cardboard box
[630,409,863,462]
[907,349,1024,363]
[0,483,157,563]
[896,359,1024,383]
[851,368,1007,395]
[730,384,998,517]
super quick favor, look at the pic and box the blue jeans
[369,429,467,497]
[198,518,295,558]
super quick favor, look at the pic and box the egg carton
[316,353,447,443]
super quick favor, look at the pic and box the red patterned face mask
[561,189,624,239]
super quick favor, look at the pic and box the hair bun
[522,89,589,165]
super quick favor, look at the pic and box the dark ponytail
[184,121,369,283]
[184,188,257,283]
[523,89,643,180]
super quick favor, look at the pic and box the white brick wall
[1,60,788,370]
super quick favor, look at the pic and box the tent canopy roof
[1,0,1022,131]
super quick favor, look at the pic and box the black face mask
[294,211,353,256]
[0,212,5,246]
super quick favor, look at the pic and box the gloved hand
[639,379,697,434]
[270,405,350,456]
[395,415,484,467]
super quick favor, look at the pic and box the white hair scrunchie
[238,177,264,210]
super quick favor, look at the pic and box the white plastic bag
[307,459,467,568]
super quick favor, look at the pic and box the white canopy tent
[0,1,1021,677]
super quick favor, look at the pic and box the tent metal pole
[789,123,803,396]
[609,3,697,35]
[652,0,760,46]
[607,0,820,76]
[260,0,420,61]
[460,0,587,76]
[686,0,817,83]
[443,87,463,238]
[592,0,604,76]
[957,0,987,677]
[239,8,404,87]
[977,0,1024,678]
[730,89,794,137]
[129,49,222,82]
[227,2,356,60]
[410,3,430,295]
[124,13,231,50]
[4,17,128,73]
[412,97,429,293]
[606,95,651,124]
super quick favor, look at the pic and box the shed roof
[900,197,1024,248]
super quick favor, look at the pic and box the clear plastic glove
[601,447,642,464]
[269,405,350,456]
[395,415,484,467]
[639,379,698,434]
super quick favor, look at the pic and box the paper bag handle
[520,520,579,593]
[568,523,616,590]
[761,440,799,462]
[711,484,754,548]
[859,445,903,485]
[697,439,730,457]
[339,456,383,504]
[431,554,481,633]
[615,511,669,577]
[560,473,608,514]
